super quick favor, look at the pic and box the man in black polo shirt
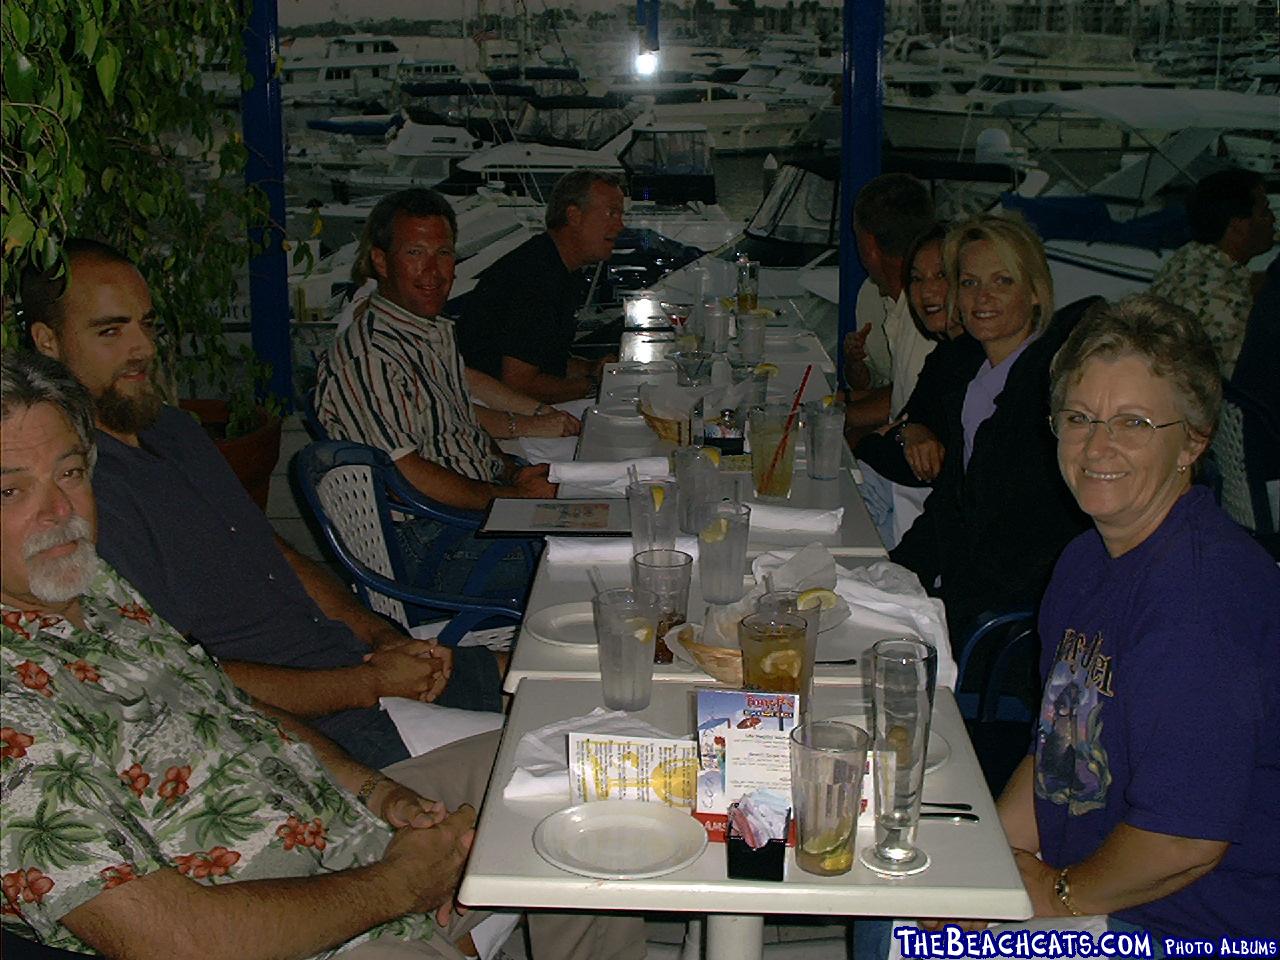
[23,240,504,770]
[459,169,624,403]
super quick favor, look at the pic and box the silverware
[919,811,979,823]
[921,801,973,811]
[817,657,858,665]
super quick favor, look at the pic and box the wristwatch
[1054,866,1083,916]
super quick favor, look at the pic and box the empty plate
[524,603,598,647]
[533,800,708,879]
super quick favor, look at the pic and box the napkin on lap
[514,436,579,465]
[380,699,505,757]
[749,503,844,535]
[504,707,681,800]
[545,536,699,565]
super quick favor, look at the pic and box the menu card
[567,733,698,809]
[693,688,798,841]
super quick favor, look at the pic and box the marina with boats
[204,2,1275,380]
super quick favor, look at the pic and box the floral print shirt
[1149,241,1253,378]
[1,561,434,955]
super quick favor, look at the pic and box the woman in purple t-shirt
[991,295,1280,937]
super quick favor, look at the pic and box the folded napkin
[831,560,956,689]
[748,503,844,536]
[548,457,672,497]
[513,435,579,465]
[751,541,837,591]
[504,707,680,800]
[379,698,505,758]
[545,536,699,565]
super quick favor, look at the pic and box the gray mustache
[24,515,93,558]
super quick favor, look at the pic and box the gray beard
[25,516,101,604]
[96,383,163,435]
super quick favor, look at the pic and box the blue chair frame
[294,439,538,645]
[955,609,1039,724]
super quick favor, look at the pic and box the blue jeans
[394,517,539,614]
[859,461,897,549]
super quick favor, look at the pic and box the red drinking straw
[761,363,812,492]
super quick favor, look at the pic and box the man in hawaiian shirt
[0,353,645,959]
[1150,167,1275,378]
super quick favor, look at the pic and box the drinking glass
[703,302,731,354]
[736,259,760,313]
[672,446,721,535]
[592,587,661,711]
[672,351,714,387]
[749,402,797,500]
[804,399,846,480]
[737,313,766,363]
[696,501,751,604]
[738,611,808,694]
[631,549,693,665]
[755,591,819,715]
[627,479,678,553]
[790,721,871,876]
[859,637,939,876]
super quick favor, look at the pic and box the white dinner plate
[524,603,599,648]
[533,800,708,879]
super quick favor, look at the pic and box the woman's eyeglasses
[1049,410,1185,449]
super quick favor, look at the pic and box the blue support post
[838,0,884,386]
[241,0,293,406]
[637,0,660,52]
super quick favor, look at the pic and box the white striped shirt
[315,294,505,482]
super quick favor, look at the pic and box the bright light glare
[634,51,659,76]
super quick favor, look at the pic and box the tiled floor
[268,418,852,960]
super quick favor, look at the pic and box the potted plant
[2,0,285,507]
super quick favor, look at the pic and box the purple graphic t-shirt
[1034,487,1280,938]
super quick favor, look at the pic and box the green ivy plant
[2,0,281,437]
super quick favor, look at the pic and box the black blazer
[890,299,1099,639]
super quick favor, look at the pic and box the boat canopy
[1001,194,1190,252]
[992,88,1280,133]
[619,126,716,205]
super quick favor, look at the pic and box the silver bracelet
[533,403,549,416]
[506,411,518,437]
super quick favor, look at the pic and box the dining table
[458,680,1034,960]
[460,308,1029,958]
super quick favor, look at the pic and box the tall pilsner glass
[859,637,938,876]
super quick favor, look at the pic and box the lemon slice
[801,819,854,858]
[796,587,839,612]
[633,625,656,645]
[759,649,802,678]
[754,362,779,377]
[700,447,721,467]
[821,394,837,407]
[650,485,666,511]
[700,517,730,543]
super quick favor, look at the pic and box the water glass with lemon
[627,479,678,553]
[672,446,722,535]
[592,587,661,711]
[696,500,751,603]
[789,721,871,876]
[804,395,846,480]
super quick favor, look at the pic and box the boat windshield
[746,165,836,245]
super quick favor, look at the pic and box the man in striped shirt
[315,189,555,604]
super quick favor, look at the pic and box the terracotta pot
[179,398,283,511]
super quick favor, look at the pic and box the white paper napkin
[749,503,844,535]
[504,707,681,800]
[544,536,700,565]
[831,560,956,689]
[379,698,506,758]
[513,435,579,465]
[547,457,672,496]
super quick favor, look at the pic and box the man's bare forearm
[465,367,541,414]
[221,660,377,717]
[275,536,402,648]
[63,863,411,960]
